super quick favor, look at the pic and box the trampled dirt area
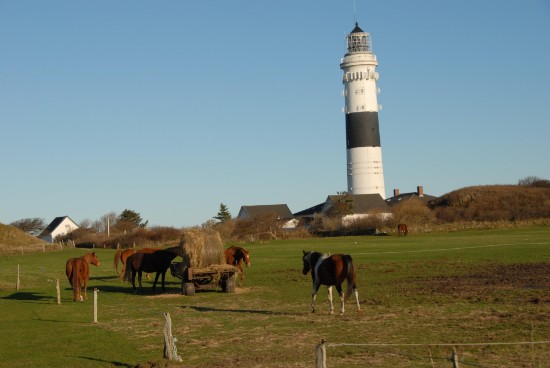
[412,263,550,304]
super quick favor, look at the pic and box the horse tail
[72,259,81,301]
[114,250,122,274]
[343,255,357,298]
[123,254,133,282]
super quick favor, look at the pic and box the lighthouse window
[355,88,365,95]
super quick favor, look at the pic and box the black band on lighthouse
[345,111,381,148]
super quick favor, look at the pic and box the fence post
[93,288,98,323]
[163,312,182,362]
[452,347,460,368]
[16,264,20,291]
[315,340,327,368]
[56,278,61,304]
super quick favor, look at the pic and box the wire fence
[315,340,550,367]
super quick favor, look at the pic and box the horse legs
[120,264,126,283]
[152,271,161,292]
[137,270,143,293]
[335,284,345,315]
[83,275,88,301]
[353,287,361,311]
[161,270,167,291]
[311,282,320,313]
[130,269,137,291]
[237,260,244,281]
[327,286,334,315]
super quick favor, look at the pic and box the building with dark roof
[385,186,437,207]
[39,216,79,243]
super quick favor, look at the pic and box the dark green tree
[117,209,148,229]
[213,203,232,222]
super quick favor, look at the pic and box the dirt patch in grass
[413,263,550,304]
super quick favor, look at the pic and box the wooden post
[20,246,23,255]
[452,347,460,368]
[163,312,182,362]
[315,340,327,368]
[56,278,61,304]
[42,244,45,252]
[16,264,20,291]
[93,288,98,323]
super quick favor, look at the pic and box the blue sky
[1,1,549,228]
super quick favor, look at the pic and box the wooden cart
[169,229,239,296]
[170,262,238,296]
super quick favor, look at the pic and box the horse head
[90,252,101,267]
[302,250,312,275]
[242,248,251,267]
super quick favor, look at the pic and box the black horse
[124,245,182,293]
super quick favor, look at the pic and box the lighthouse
[340,23,386,198]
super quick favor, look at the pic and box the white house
[39,216,79,243]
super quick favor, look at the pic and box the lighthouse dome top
[346,22,372,54]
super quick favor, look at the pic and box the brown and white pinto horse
[397,223,408,236]
[65,252,100,302]
[224,246,250,281]
[113,248,158,281]
[302,251,360,315]
[123,245,183,293]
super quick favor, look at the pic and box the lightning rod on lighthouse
[340,22,386,199]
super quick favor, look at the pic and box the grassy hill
[429,185,550,222]
[0,223,49,254]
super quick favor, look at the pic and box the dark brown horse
[123,245,183,293]
[302,250,360,315]
[397,223,408,236]
[224,246,250,281]
[65,252,100,302]
[113,248,158,281]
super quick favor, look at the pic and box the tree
[9,217,46,236]
[518,176,550,188]
[117,209,148,229]
[92,211,117,233]
[213,203,232,222]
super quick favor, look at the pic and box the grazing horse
[302,250,360,315]
[123,245,182,293]
[224,246,250,281]
[65,252,100,302]
[113,248,157,281]
[65,252,100,288]
[397,223,408,237]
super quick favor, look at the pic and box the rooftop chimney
[417,186,424,197]
[393,188,400,197]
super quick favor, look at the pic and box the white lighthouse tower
[340,22,386,198]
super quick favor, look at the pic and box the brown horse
[123,245,183,293]
[65,252,100,302]
[397,223,408,236]
[224,246,250,281]
[302,250,360,315]
[65,252,100,287]
[114,248,158,281]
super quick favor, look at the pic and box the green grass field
[1,226,549,367]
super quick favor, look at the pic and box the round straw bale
[180,229,224,268]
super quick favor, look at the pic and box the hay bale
[180,229,224,268]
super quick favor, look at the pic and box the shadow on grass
[182,305,296,316]
[73,356,132,367]
[0,291,56,303]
